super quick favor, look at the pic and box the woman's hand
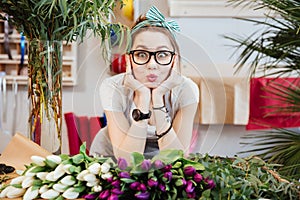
[152,67,184,104]
[123,55,151,110]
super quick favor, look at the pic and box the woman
[90,6,199,161]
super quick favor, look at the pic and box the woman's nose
[146,56,157,69]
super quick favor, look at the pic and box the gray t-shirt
[90,73,199,158]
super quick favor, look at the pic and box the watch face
[132,109,141,121]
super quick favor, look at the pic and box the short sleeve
[100,76,126,112]
[178,77,199,108]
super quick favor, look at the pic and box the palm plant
[225,0,300,179]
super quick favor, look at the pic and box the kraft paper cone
[0,133,51,170]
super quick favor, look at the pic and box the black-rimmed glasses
[129,50,175,65]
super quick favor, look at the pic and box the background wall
[1,1,264,157]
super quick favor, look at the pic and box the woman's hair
[130,15,181,70]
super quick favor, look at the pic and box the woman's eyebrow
[134,45,172,50]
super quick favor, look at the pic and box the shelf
[0,16,77,86]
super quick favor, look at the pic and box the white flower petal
[39,185,49,194]
[46,155,62,164]
[10,176,26,185]
[60,175,76,186]
[45,171,58,182]
[92,185,102,192]
[101,172,113,180]
[100,163,110,173]
[23,186,39,200]
[53,164,66,179]
[36,172,48,181]
[31,155,46,166]
[22,176,34,188]
[83,173,97,182]
[62,188,79,199]
[53,183,69,193]
[88,163,101,175]
[6,187,25,198]
[40,189,60,199]
[76,169,89,181]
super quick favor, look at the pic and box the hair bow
[132,6,180,35]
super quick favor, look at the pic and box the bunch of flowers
[0,144,215,199]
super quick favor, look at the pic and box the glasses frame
[129,50,175,65]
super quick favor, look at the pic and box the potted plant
[225,0,300,179]
[0,0,128,153]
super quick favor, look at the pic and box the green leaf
[151,149,184,164]
[131,152,144,167]
[72,154,84,165]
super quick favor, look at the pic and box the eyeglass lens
[131,50,174,65]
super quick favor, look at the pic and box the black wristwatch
[132,109,151,121]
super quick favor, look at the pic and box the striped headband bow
[131,6,180,35]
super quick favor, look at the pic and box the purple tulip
[111,188,124,195]
[147,178,158,188]
[141,159,152,171]
[158,183,166,192]
[130,182,140,190]
[82,193,98,200]
[111,180,121,188]
[175,178,187,187]
[184,166,196,176]
[138,183,147,192]
[163,171,172,182]
[185,180,195,193]
[162,164,172,172]
[153,160,164,169]
[206,178,216,189]
[108,193,119,200]
[194,173,203,183]
[99,190,110,199]
[119,171,131,179]
[117,158,128,170]
[135,191,150,200]
[187,192,196,199]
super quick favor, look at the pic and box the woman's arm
[157,103,198,154]
[105,110,149,161]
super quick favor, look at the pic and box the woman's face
[130,30,175,88]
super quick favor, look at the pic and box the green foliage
[190,153,300,200]
[226,0,300,181]
[226,0,300,77]
[0,0,127,43]
[240,128,300,180]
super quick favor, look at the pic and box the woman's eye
[157,52,169,58]
[136,52,147,58]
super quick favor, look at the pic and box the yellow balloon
[122,0,134,21]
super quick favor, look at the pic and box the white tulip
[23,186,39,200]
[53,164,66,179]
[88,163,101,175]
[31,155,46,166]
[100,163,110,173]
[24,167,37,177]
[92,185,102,192]
[0,185,13,198]
[16,169,24,175]
[62,187,80,199]
[36,172,48,181]
[53,183,69,193]
[60,175,76,186]
[76,169,89,181]
[45,155,62,168]
[83,173,97,182]
[6,186,26,198]
[22,176,34,188]
[101,172,113,180]
[39,185,49,194]
[40,189,60,199]
[46,155,62,164]
[63,164,73,174]
[45,171,58,182]
[10,176,26,185]
[86,180,100,187]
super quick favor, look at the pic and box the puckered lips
[146,74,158,82]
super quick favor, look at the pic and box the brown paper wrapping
[0,133,51,170]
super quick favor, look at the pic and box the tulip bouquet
[0,144,215,200]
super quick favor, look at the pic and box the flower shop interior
[0,0,299,199]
